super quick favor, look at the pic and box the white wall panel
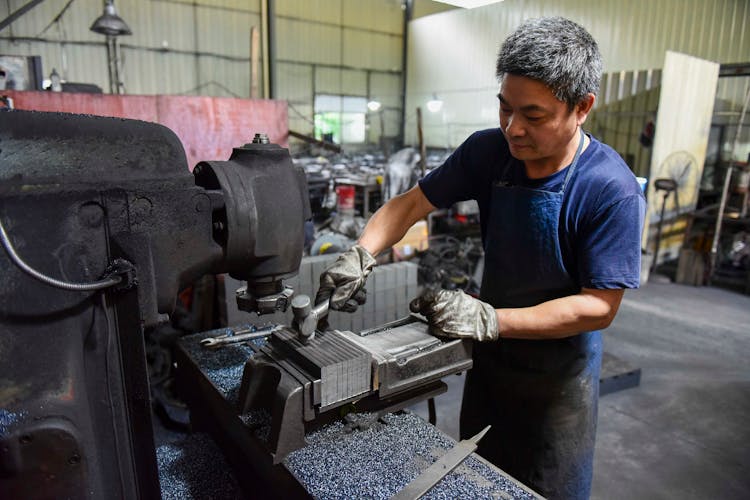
[406,0,750,147]
[369,72,400,107]
[195,7,259,58]
[129,1,196,50]
[278,61,315,135]
[159,0,259,11]
[195,57,256,98]
[314,66,368,96]
[122,50,195,95]
[276,17,342,65]
[0,0,406,145]
[276,0,343,25]
[341,0,403,34]
[341,69,367,94]
[367,72,401,141]
[2,0,746,151]
[413,0,457,19]
[343,29,401,71]
[278,61,314,102]
[642,52,720,263]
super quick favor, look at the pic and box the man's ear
[576,93,596,125]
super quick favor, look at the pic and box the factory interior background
[1,0,749,499]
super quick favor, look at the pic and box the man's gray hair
[496,17,602,108]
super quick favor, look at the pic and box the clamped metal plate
[236,316,472,463]
[339,316,473,398]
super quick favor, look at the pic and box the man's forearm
[496,288,624,339]
[358,185,436,255]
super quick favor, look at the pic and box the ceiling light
[367,100,382,112]
[90,0,132,37]
[426,95,443,113]
[432,0,504,8]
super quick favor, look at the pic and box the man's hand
[315,245,377,312]
[409,288,499,341]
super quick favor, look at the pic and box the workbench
[161,327,543,499]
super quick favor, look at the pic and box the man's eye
[526,116,543,122]
[500,108,512,114]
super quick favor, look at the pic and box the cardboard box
[393,220,429,260]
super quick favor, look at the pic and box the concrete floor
[409,281,750,499]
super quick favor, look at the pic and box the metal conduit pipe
[0,216,121,291]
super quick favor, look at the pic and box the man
[316,17,645,499]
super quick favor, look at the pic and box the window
[314,95,367,144]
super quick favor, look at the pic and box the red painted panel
[156,96,289,169]
[3,91,157,122]
[3,91,289,170]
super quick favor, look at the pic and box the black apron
[460,130,602,499]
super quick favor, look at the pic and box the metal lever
[391,425,491,500]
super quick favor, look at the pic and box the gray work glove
[315,245,377,312]
[409,288,499,341]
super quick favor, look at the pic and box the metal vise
[237,316,472,463]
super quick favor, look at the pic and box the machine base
[173,325,542,499]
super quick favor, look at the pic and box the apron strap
[494,128,587,191]
[559,128,586,194]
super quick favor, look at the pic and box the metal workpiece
[340,316,473,397]
[392,425,491,500]
[176,329,536,500]
[272,328,371,407]
[233,316,472,464]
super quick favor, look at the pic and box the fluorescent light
[367,100,382,112]
[426,95,443,113]
[432,0,504,8]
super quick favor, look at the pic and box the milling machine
[0,110,535,499]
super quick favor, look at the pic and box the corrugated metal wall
[2,0,746,149]
[0,0,415,146]
[0,0,262,97]
[406,0,750,148]
[275,0,404,143]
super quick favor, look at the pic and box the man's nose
[504,115,525,137]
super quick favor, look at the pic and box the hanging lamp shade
[90,1,132,36]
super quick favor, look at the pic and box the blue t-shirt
[419,128,646,290]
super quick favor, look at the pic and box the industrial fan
[651,150,699,271]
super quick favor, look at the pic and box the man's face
[498,74,591,167]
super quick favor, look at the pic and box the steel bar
[0,0,45,32]
[391,425,491,500]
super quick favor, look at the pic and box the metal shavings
[156,433,243,500]
[178,329,534,498]
[342,411,380,432]
[285,411,535,499]
[180,327,262,405]
[0,409,27,437]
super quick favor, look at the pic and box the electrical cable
[287,102,316,126]
[0,216,121,291]
[36,0,75,38]
[180,80,241,98]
